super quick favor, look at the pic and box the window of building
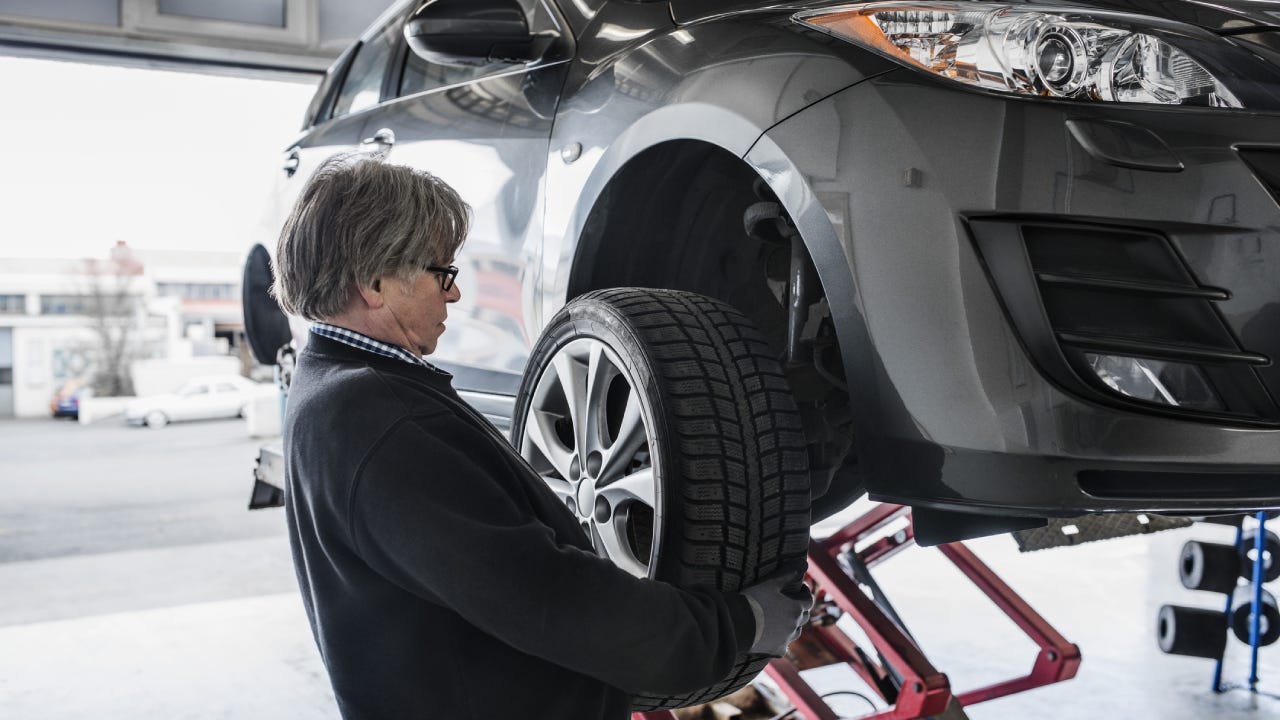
[156,283,236,300]
[0,294,25,314]
[40,295,92,315]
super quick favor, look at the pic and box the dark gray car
[244,0,1280,707]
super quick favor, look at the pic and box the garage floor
[1,418,1277,719]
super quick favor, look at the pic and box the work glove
[740,566,813,657]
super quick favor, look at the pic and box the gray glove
[741,570,813,657]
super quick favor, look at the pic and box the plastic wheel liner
[511,288,811,710]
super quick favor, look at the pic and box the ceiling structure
[0,0,394,81]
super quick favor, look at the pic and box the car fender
[539,10,892,331]
[742,127,889,482]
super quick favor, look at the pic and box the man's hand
[741,568,814,657]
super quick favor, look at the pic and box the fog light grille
[1238,147,1280,207]
[969,219,1277,424]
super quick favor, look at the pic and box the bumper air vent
[969,219,1278,425]
[1238,147,1280,207]
[1079,469,1280,502]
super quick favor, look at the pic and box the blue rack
[1212,511,1279,699]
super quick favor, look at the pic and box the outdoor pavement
[1,417,1276,719]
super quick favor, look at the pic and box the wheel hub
[575,481,595,517]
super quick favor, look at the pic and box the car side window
[303,43,358,128]
[397,0,556,98]
[331,20,399,119]
[184,385,209,396]
[216,383,239,393]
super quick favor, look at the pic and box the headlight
[795,2,1267,108]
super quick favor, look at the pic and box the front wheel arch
[564,139,871,520]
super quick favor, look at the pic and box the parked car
[125,375,269,429]
[49,379,87,420]
[242,0,1280,708]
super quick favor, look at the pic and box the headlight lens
[795,3,1246,108]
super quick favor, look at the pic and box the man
[272,155,811,719]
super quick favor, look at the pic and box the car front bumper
[752,68,1280,515]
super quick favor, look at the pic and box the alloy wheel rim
[521,338,660,578]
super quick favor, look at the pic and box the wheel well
[568,140,788,350]
[566,140,860,518]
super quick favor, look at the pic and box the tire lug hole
[569,456,581,479]
[586,451,602,478]
[594,497,611,523]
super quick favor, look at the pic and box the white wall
[11,323,97,418]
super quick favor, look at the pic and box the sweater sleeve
[348,414,754,695]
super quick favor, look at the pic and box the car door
[172,383,213,422]
[358,0,572,419]
[213,382,246,418]
[271,11,406,238]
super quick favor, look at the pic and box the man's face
[379,267,461,356]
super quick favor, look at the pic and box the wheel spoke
[542,475,574,508]
[523,410,574,480]
[552,351,588,456]
[598,466,656,512]
[582,342,611,457]
[591,516,648,579]
[598,392,647,482]
[525,336,660,582]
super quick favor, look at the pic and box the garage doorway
[0,328,12,416]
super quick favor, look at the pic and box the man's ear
[355,277,386,309]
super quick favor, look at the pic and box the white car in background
[125,375,269,428]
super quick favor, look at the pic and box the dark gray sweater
[283,334,755,719]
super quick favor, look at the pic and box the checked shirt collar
[310,322,448,375]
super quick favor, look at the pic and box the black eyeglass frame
[424,264,459,291]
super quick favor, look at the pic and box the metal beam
[0,0,391,80]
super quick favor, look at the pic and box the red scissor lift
[636,504,1082,720]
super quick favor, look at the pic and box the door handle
[361,128,396,150]
[283,149,300,177]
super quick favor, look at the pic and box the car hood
[671,0,1280,32]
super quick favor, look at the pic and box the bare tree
[79,246,144,397]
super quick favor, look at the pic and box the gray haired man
[272,155,811,720]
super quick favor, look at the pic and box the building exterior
[0,241,246,417]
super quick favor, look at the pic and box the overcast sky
[0,56,317,260]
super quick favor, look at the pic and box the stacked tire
[1159,525,1280,660]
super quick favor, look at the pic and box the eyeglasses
[424,264,459,291]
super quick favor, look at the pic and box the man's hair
[271,153,470,321]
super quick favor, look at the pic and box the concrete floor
[1,418,1276,719]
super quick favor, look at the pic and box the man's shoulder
[292,349,453,421]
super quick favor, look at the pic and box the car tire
[1231,589,1280,646]
[1179,540,1239,594]
[145,411,169,429]
[1239,529,1280,583]
[510,288,811,710]
[1157,604,1228,659]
